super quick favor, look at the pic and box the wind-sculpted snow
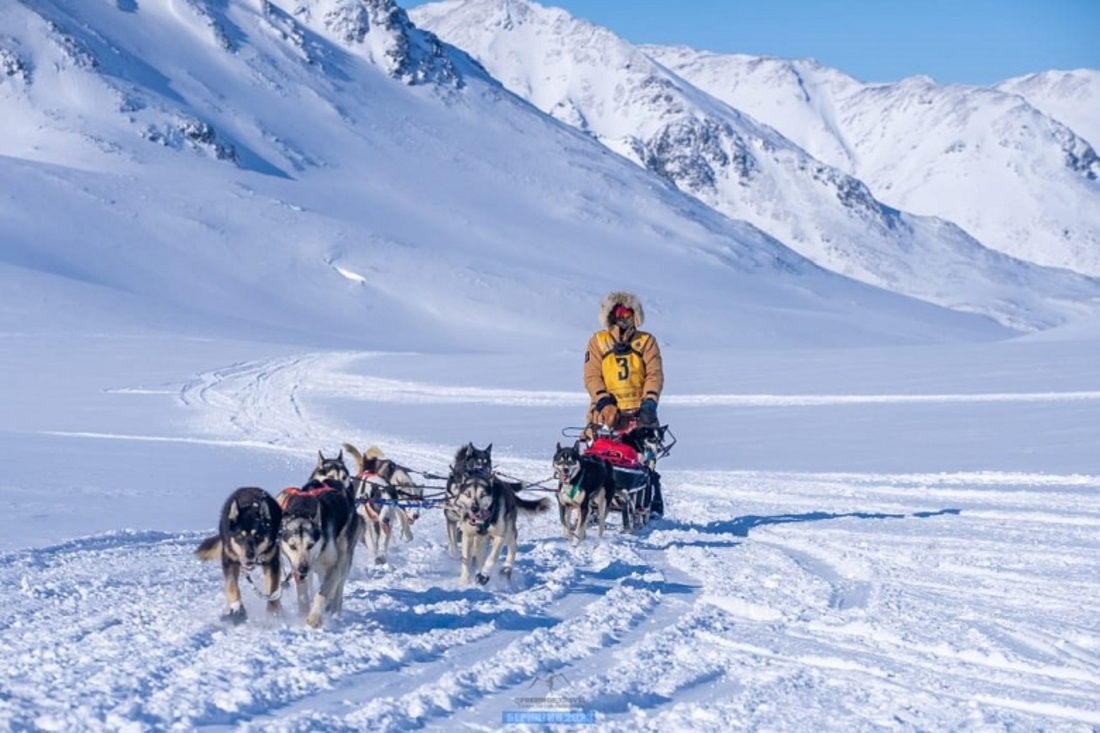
[3,350,1098,730]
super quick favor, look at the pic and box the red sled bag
[584,436,641,468]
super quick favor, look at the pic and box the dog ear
[258,499,271,523]
[316,450,325,466]
[556,442,562,451]
[486,443,492,455]
[227,498,241,526]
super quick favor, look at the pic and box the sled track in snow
[5,352,1098,730]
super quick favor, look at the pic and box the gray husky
[453,473,551,585]
[278,479,360,628]
[444,442,494,558]
[195,487,284,624]
[343,443,423,565]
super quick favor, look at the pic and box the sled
[579,423,673,533]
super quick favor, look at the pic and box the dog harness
[354,470,392,533]
[279,483,337,510]
[593,330,653,411]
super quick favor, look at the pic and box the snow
[1,0,1099,730]
[3,335,1099,731]
[635,46,1100,277]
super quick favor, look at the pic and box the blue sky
[404,0,1100,85]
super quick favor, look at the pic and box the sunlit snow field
[1,331,1097,731]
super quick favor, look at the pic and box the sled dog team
[196,442,553,627]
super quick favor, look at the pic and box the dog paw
[374,555,387,565]
[401,530,414,542]
[475,573,490,585]
[305,613,323,628]
[500,567,512,579]
[222,605,247,625]
[266,600,282,616]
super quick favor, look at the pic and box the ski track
[5,352,1099,731]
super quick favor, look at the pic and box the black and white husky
[552,442,614,544]
[452,473,550,585]
[444,442,494,558]
[308,449,352,487]
[278,479,360,628]
[343,443,423,565]
[195,487,284,624]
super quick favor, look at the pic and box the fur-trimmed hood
[599,291,645,328]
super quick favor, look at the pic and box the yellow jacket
[583,291,664,426]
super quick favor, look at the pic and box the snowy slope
[997,69,1100,149]
[2,2,1100,730]
[643,46,1100,276]
[411,0,1100,329]
[0,0,1010,350]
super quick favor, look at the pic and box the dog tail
[342,443,364,472]
[365,445,385,460]
[195,535,222,561]
[516,496,552,515]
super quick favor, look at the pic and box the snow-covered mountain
[410,0,1100,328]
[2,0,1010,351]
[641,47,1100,276]
[996,69,1100,150]
[3,4,1100,729]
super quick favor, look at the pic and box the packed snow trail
[3,352,1098,731]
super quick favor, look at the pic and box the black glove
[593,394,619,427]
[639,398,658,426]
[594,394,617,412]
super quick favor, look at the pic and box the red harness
[279,483,336,510]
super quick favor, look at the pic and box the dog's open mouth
[467,509,491,524]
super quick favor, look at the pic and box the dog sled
[569,421,675,533]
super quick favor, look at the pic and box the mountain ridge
[412,0,1100,330]
[0,0,1015,351]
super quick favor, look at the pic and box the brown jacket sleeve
[583,332,608,403]
[640,333,664,402]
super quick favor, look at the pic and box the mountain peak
[279,0,465,85]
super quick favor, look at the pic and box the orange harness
[279,483,336,510]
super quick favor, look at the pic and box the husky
[342,443,424,565]
[278,479,360,628]
[274,449,355,510]
[444,442,495,558]
[195,487,284,625]
[621,426,667,469]
[309,449,351,487]
[453,473,551,585]
[552,442,614,544]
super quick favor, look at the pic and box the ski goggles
[611,304,634,321]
